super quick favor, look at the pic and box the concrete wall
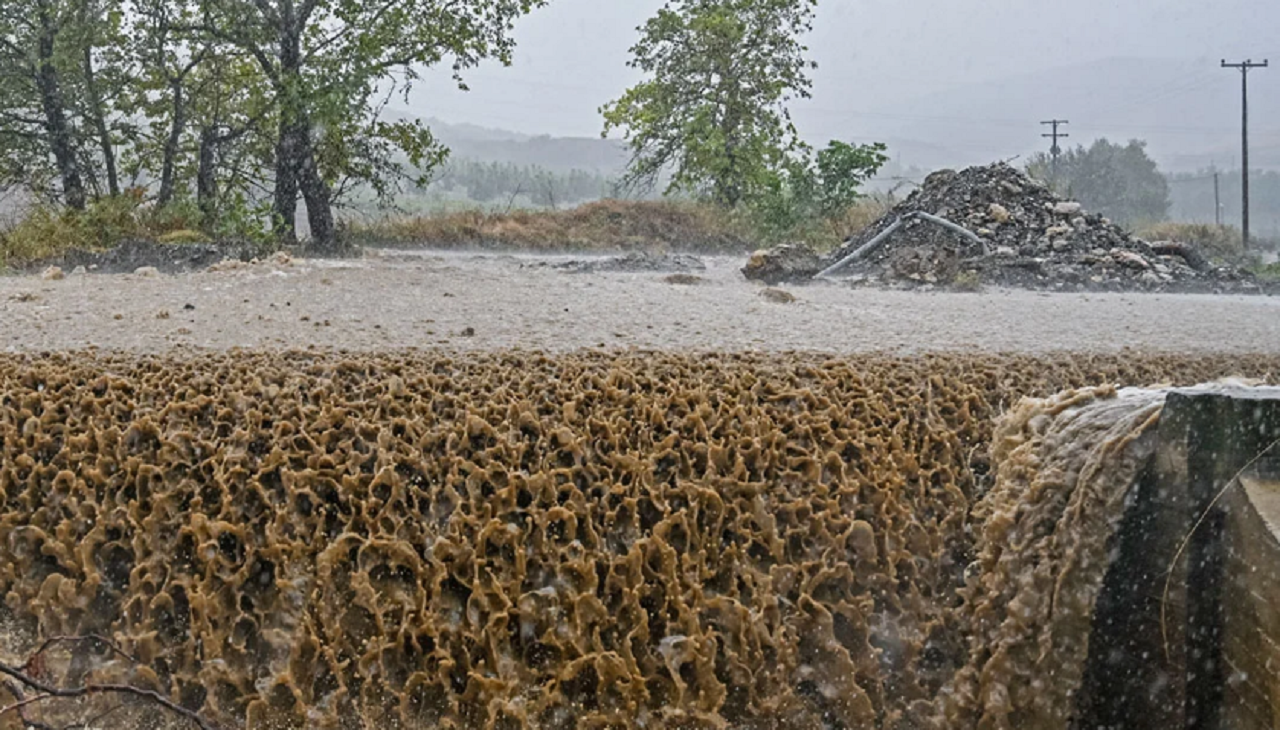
[1076,387,1280,729]
[1221,474,1280,729]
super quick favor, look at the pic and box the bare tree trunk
[196,125,218,229]
[157,79,185,206]
[273,120,300,244]
[81,45,119,197]
[35,2,85,210]
[298,146,337,252]
[271,17,304,246]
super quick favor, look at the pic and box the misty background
[391,0,1278,230]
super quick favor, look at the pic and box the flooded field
[2,250,1279,354]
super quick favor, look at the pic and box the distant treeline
[421,160,623,208]
[1167,169,1280,237]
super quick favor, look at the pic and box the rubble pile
[753,163,1268,293]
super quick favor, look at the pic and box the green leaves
[602,0,819,208]
[749,140,886,243]
[1027,138,1170,229]
[3,0,548,245]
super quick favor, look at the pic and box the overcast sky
[399,0,1279,172]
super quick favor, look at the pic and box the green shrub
[0,193,236,268]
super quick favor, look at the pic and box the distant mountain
[391,112,629,175]
[848,57,1280,174]
[393,55,1280,186]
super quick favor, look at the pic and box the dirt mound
[820,164,1266,293]
[1,350,1278,729]
[44,239,262,274]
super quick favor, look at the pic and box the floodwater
[2,249,1278,354]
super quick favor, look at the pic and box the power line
[1222,58,1269,249]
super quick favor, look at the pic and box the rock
[1113,251,1151,270]
[759,288,797,304]
[41,266,65,281]
[996,246,1016,256]
[663,273,704,285]
[71,265,87,275]
[1053,201,1083,215]
[208,258,248,272]
[134,266,160,277]
[54,239,251,274]
[988,203,1011,223]
[1046,224,1073,238]
[742,244,823,285]
[1052,239,1071,252]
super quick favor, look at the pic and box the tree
[190,0,546,251]
[602,0,817,208]
[0,0,107,209]
[1027,138,1170,229]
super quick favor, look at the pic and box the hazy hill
[394,113,629,174]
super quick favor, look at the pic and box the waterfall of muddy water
[1,353,1278,729]
[939,386,1167,730]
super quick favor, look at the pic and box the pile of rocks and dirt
[745,163,1269,293]
[37,239,266,275]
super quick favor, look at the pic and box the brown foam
[0,351,1276,728]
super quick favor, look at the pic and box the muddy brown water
[1,251,1279,728]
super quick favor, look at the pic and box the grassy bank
[0,195,216,270]
[1,196,889,270]
[343,199,757,254]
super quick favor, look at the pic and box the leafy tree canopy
[1027,138,1170,229]
[602,0,817,208]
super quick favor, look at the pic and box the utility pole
[1222,59,1268,249]
[1213,169,1222,226]
[1041,119,1069,188]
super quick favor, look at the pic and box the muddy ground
[3,249,1278,354]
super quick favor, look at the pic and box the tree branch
[0,634,222,730]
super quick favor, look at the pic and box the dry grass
[1136,222,1246,263]
[345,199,757,254]
[825,197,892,245]
[0,193,206,270]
